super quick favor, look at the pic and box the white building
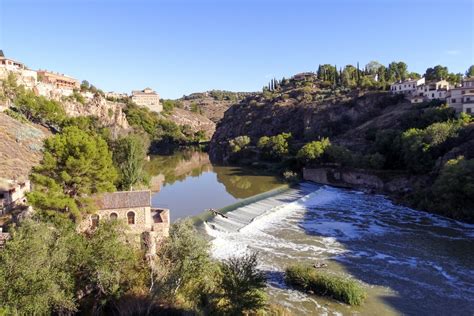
[0,179,30,214]
[446,78,474,114]
[131,88,162,113]
[390,77,425,95]
[392,78,453,104]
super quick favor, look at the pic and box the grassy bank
[285,264,366,306]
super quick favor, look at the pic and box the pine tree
[28,126,118,221]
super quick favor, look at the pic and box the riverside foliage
[285,264,366,306]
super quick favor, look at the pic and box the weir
[201,182,320,233]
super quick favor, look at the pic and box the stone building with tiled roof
[131,87,162,113]
[81,190,170,254]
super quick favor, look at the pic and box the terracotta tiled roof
[96,191,151,209]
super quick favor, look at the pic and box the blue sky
[1,0,473,99]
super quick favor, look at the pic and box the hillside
[209,73,474,222]
[178,90,255,123]
[166,107,216,139]
[0,112,50,180]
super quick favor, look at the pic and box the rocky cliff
[210,85,405,162]
[62,96,130,129]
[166,107,215,139]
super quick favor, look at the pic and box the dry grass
[0,113,50,179]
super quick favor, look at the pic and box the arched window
[127,211,135,225]
[110,212,118,220]
[91,214,99,229]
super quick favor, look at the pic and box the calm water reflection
[147,148,285,222]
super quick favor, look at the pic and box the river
[147,148,286,222]
[148,149,474,315]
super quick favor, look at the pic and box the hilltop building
[0,50,26,70]
[390,77,426,95]
[446,78,474,114]
[37,70,80,90]
[81,190,170,255]
[131,88,162,113]
[391,78,453,104]
[0,178,30,215]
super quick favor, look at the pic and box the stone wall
[303,167,412,194]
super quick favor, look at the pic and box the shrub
[215,253,267,315]
[297,138,331,163]
[285,264,366,306]
[229,135,251,153]
[257,133,292,160]
[430,156,474,221]
[401,120,462,173]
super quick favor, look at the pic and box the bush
[401,120,462,173]
[297,138,331,163]
[285,264,366,306]
[430,156,474,221]
[229,135,251,153]
[257,133,292,160]
[215,253,267,315]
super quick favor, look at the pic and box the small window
[467,97,471,102]
[127,211,135,225]
[91,215,99,229]
[432,93,434,97]
[451,98,456,103]
[467,108,472,114]
[0,193,4,199]
[110,212,118,220]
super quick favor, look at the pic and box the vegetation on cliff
[210,62,474,222]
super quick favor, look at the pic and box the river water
[147,148,285,221]
[148,149,474,315]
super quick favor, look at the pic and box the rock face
[167,107,216,139]
[209,89,405,162]
[62,96,130,129]
[179,91,255,123]
[0,113,50,180]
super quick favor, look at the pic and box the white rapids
[203,182,474,315]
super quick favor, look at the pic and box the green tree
[387,61,408,82]
[81,220,147,312]
[215,253,267,315]
[14,90,66,126]
[112,134,149,190]
[154,219,216,308]
[28,126,117,221]
[80,80,90,91]
[431,156,474,221]
[466,65,474,78]
[424,65,449,81]
[365,61,383,74]
[297,138,331,163]
[257,133,292,160]
[400,121,462,173]
[0,220,82,315]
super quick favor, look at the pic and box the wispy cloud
[445,50,461,56]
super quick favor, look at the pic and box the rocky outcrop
[167,107,215,139]
[62,96,130,129]
[210,89,405,162]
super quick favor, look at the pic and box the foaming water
[204,183,474,315]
